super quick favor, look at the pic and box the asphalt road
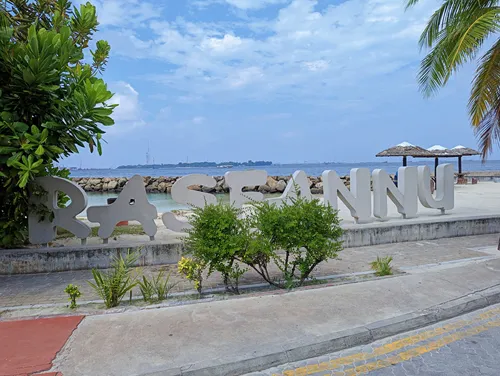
[248,303,500,376]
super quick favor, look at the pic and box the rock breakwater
[71,175,353,195]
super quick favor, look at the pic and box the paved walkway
[0,235,496,310]
[249,303,500,376]
[50,253,500,375]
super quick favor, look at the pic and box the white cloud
[91,0,159,27]
[192,116,206,124]
[102,0,441,103]
[303,60,329,72]
[193,0,289,10]
[229,67,264,87]
[202,34,243,52]
[107,82,145,133]
[224,0,288,9]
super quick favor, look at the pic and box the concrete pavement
[249,303,500,376]
[49,255,500,376]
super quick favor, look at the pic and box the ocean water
[78,159,499,216]
[70,159,500,179]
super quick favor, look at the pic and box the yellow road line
[339,319,500,376]
[273,307,500,376]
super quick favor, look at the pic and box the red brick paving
[0,316,83,376]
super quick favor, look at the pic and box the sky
[62,0,492,168]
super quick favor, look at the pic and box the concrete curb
[144,284,500,376]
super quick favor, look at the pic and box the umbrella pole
[458,156,462,174]
[403,156,407,166]
[434,157,439,189]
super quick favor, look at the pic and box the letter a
[87,175,157,240]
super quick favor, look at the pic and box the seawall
[72,171,485,195]
[71,175,336,194]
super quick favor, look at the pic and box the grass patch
[56,225,146,239]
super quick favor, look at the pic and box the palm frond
[448,7,500,73]
[405,0,422,9]
[417,6,500,96]
[416,0,497,48]
[469,39,500,126]
[417,33,451,96]
[475,95,500,159]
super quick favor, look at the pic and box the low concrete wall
[0,241,183,275]
[342,215,500,248]
[1,215,499,274]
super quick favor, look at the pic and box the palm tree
[406,0,500,158]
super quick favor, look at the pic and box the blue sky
[63,0,489,168]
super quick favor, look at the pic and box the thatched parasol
[421,145,481,175]
[451,145,480,174]
[424,145,456,179]
[376,142,433,166]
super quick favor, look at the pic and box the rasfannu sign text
[28,164,454,245]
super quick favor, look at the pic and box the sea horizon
[67,159,499,179]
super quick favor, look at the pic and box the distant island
[116,160,273,169]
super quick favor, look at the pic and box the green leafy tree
[406,0,500,157]
[0,0,115,247]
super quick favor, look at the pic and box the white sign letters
[28,165,455,245]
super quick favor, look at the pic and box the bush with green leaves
[0,0,115,247]
[88,252,139,308]
[183,202,249,295]
[178,256,205,296]
[370,256,393,277]
[138,270,178,303]
[245,196,343,289]
[64,283,81,309]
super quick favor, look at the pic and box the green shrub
[88,252,139,308]
[184,202,249,294]
[178,256,205,296]
[64,283,81,309]
[138,275,155,303]
[370,256,393,276]
[245,196,343,289]
[138,270,178,303]
[0,0,116,247]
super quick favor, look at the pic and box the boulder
[188,185,201,191]
[311,187,322,194]
[266,176,279,192]
[88,178,101,186]
[202,186,215,193]
[258,184,271,193]
[107,180,118,190]
[276,180,287,192]
[158,182,169,192]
